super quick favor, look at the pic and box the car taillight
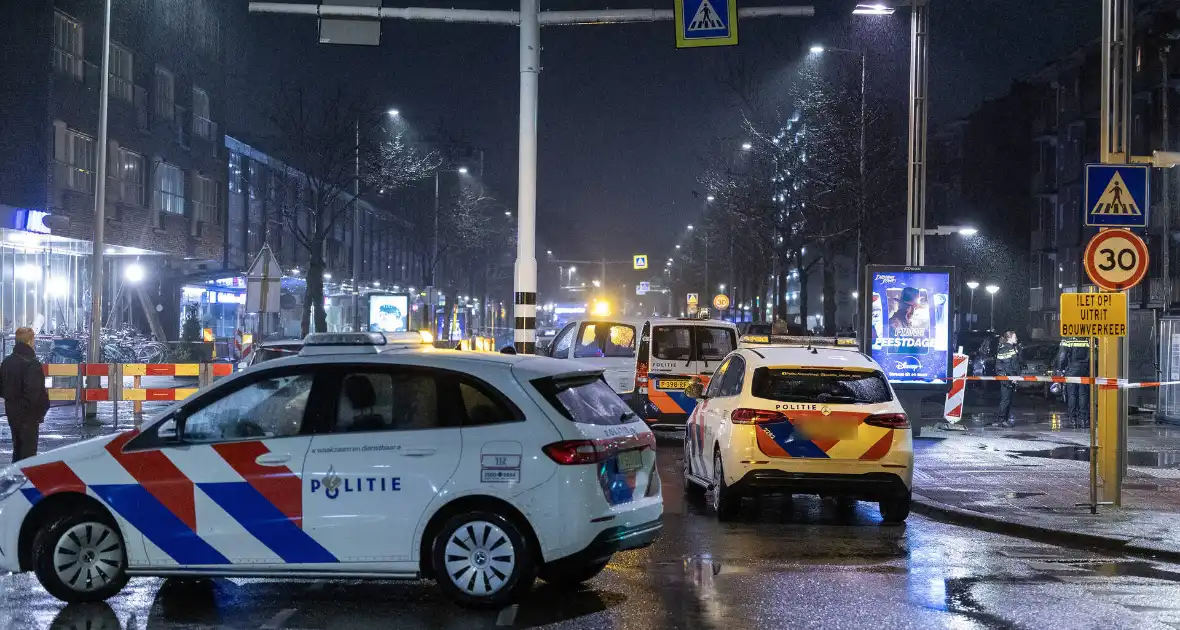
[730,408,788,424]
[543,440,600,465]
[636,361,649,388]
[543,432,657,465]
[864,413,910,429]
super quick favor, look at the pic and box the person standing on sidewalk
[1056,338,1091,429]
[994,331,1022,427]
[1,327,49,462]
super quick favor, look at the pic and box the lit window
[119,149,145,206]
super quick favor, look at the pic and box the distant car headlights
[0,466,28,501]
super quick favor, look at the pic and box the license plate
[658,379,691,390]
[797,423,858,440]
[617,450,643,472]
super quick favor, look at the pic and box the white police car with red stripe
[0,333,662,608]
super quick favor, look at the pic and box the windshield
[751,368,893,405]
[532,375,636,426]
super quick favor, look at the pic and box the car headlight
[0,466,27,501]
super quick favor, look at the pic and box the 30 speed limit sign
[1083,228,1149,291]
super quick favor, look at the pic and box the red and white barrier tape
[962,375,1180,389]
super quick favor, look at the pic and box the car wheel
[33,513,129,603]
[538,558,610,590]
[879,494,911,524]
[711,451,740,521]
[432,510,536,608]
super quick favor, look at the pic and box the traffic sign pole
[1094,0,1134,507]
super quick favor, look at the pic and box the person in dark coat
[1056,338,1091,429]
[994,331,1022,427]
[2,327,49,462]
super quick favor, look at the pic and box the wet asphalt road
[6,441,1180,629]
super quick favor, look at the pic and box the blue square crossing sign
[675,0,738,49]
[1085,164,1149,227]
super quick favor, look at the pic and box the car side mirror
[685,381,706,400]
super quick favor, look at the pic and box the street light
[986,284,1000,330]
[706,195,715,202]
[124,263,144,284]
[809,44,825,53]
[958,227,979,236]
[387,108,400,117]
[687,224,694,231]
[741,142,753,151]
[966,281,979,328]
[675,244,681,250]
[458,166,469,174]
[852,3,896,15]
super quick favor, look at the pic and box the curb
[911,491,1180,563]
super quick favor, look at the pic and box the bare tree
[266,85,439,336]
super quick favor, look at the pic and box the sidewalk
[914,412,1180,560]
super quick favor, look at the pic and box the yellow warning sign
[1059,292,1127,337]
[1089,171,1143,217]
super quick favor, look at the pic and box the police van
[541,317,738,429]
[0,333,662,608]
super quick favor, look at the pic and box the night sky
[239,0,1096,265]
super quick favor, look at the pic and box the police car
[681,335,913,523]
[0,333,662,608]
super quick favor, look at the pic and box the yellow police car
[681,335,913,523]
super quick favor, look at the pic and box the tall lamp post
[352,108,400,332]
[809,44,867,309]
[966,280,979,329]
[986,284,999,331]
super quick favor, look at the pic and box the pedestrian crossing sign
[633,254,648,270]
[675,0,738,49]
[1085,164,1149,227]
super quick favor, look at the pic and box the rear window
[574,323,636,358]
[533,375,636,425]
[751,368,893,405]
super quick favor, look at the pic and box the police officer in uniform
[995,331,1022,427]
[1056,338,1091,428]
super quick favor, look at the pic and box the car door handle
[402,448,437,457]
[255,453,291,466]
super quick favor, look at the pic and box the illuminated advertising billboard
[864,266,954,384]
[369,294,409,333]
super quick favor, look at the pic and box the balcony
[193,115,218,142]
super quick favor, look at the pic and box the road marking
[496,604,519,626]
[261,607,298,629]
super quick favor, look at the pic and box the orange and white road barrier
[943,353,968,424]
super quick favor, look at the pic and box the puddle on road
[1012,445,1180,468]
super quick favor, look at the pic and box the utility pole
[248,1,814,352]
[904,0,929,266]
[87,0,113,419]
[1096,0,1133,506]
